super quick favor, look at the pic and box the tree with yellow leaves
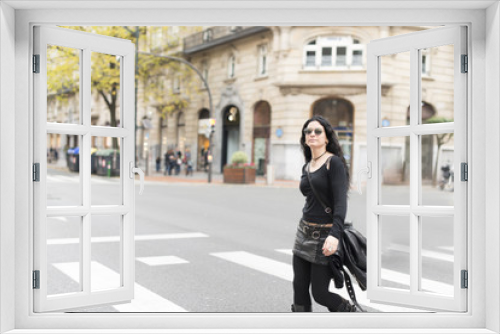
[47,26,202,150]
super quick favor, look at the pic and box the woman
[291,115,355,312]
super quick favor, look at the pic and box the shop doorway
[197,108,210,171]
[252,101,271,176]
[221,105,240,169]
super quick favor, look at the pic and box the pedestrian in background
[165,149,175,175]
[156,156,161,172]
[184,149,193,176]
[175,151,182,175]
[291,115,355,312]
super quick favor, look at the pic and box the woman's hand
[322,235,339,256]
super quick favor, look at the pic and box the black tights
[293,254,344,311]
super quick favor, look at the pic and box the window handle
[356,161,372,195]
[129,161,144,195]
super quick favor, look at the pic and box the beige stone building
[47,25,455,183]
[148,25,455,182]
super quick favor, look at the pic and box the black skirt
[292,219,332,265]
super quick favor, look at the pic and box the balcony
[183,26,269,55]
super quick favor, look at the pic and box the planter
[223,167,256,184]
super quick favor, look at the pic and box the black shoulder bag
[306,161,367,312]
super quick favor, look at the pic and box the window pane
[420,45,454,124]
[380,51,410,127]
[336,47,347,66]
[91,215,122,292]
[380,136,410,205]
[47,216,82,296]
[421,51,429,75]
[380,215,410,291]
[421,134,454,205]
[321,47,332,66]
[420,216,454,296]
[47,45,81,124]
[352,50,363,66]
[91,52,121,127]
[47,134,81,206]
[306,51,316,66]
[91,136,121,206]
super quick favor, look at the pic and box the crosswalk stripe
[211,251,293,281]
[53,261,187,312]
[275,249,293,255]
[48,232,209,245]
[437,246,454,252]
[47,175,77,183]
[46,175,119,184]
[381,268,454,296]
[272,249,428,312]
[137,255,188,266]
[387,244,454,263]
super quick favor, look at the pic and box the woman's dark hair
[300,115,350,186]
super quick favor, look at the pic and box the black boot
[329,299,356,312]
[291,304,312,312]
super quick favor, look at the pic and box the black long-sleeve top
[299,155,348,240]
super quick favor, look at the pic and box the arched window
[312,98,354,168]
[303,36,364,70]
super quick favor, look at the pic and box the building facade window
[202,28,213,43]
[258,44,268,76]
[173,75,181,93]
[422,48,430,76]
[303,36,365,70]
[201,60,209,88]
[167,26,180,46]
[149,26,164,50]
[228,55,236,78]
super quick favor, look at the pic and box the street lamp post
[137,51,214,183]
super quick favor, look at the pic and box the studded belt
[300,220,332,240]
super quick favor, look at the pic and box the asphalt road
[44,168,457,313]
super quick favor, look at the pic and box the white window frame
[33,25,137,312]
[1,3,498,334]
[366,25,467,312]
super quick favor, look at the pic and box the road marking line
[381,268,454,296]
[226,250,429,312]
[279,247,451,304]
[53,261,187,312]
[137,255,188,266]
[211,251,293,281]
[275,249,293,255]
[47,175,78,183]
[387,243,454,263]
[437,246,454,252]
[48,232,209,245]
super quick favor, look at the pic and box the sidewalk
[143,169,299,188]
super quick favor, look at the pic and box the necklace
[312,151,327,162]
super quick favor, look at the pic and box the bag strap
[343,268,365,312]
[306,161,333,217]
[306,159,366,313]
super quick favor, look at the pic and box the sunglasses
[303,128,324,136]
